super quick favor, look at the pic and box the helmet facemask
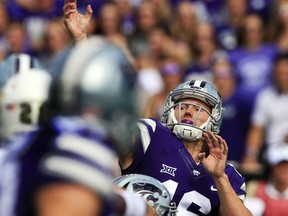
[161,80,224,142]
[168,101,213,141]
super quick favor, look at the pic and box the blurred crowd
[0,0,288,215]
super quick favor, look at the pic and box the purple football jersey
[122,118,246,215]
[0,117,117,216]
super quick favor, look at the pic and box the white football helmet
[114,174,177,216]
[161,80,224,141]
[0,69,51,140]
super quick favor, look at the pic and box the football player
[62,1,253,215]
[0,117,120,216]
[0,54,51,170]
[121,80,252,215]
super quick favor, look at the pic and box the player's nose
[183,105,195,117]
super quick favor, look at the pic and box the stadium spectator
[4,22,31,55]
[267,0,288,52]
[39,18,72,76]
[0,1,10,60]
[145,0,172,24]
[245,143,288,216]
[242,52,288,174]
[212,59,251,164]
[142,58,183,119]
[114,0,137,37]
[128,1,162,58]
[184,21,228,83]
[170,1,199,53]
[216,0,249,50]
[228,14,279,114]
[6,0,63,53]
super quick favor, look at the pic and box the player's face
[174,98,211,127]
[35,183,103,216]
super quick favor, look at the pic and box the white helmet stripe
[194,80,202,87]
[16,54,32,73]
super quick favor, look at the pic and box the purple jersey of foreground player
[0,117,117,216]
[122,118,246,215]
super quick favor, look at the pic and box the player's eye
[180,104,188,110]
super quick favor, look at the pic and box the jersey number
[162,180,212,216]
[19,103,47,124]
[20,103,32,124]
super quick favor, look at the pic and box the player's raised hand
[63,0,93,43]
[199,131,228,178]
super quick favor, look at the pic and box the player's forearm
[213,174,252,216]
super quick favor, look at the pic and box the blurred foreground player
[0,37,155,216]
[0,117,120,216]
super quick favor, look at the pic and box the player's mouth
[181,119,194,125]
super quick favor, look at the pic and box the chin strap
[172,116,212,141]
[173,125,203,141]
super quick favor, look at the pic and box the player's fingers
[222,139,229,156]
[65,0,77,3]
[208,131,220,148]
[215,135,224,151]
[84,5,93,17]
[63,2,76,11]
[198,152,206,163]
[63,2,77,19]
[202,132,213,149]
[64,9,77,20]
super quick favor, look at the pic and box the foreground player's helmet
[113,174,177,216]
[49,36,138,156]
[0,69,51,140]
[0,53,44,89]
[161,80,224,141]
